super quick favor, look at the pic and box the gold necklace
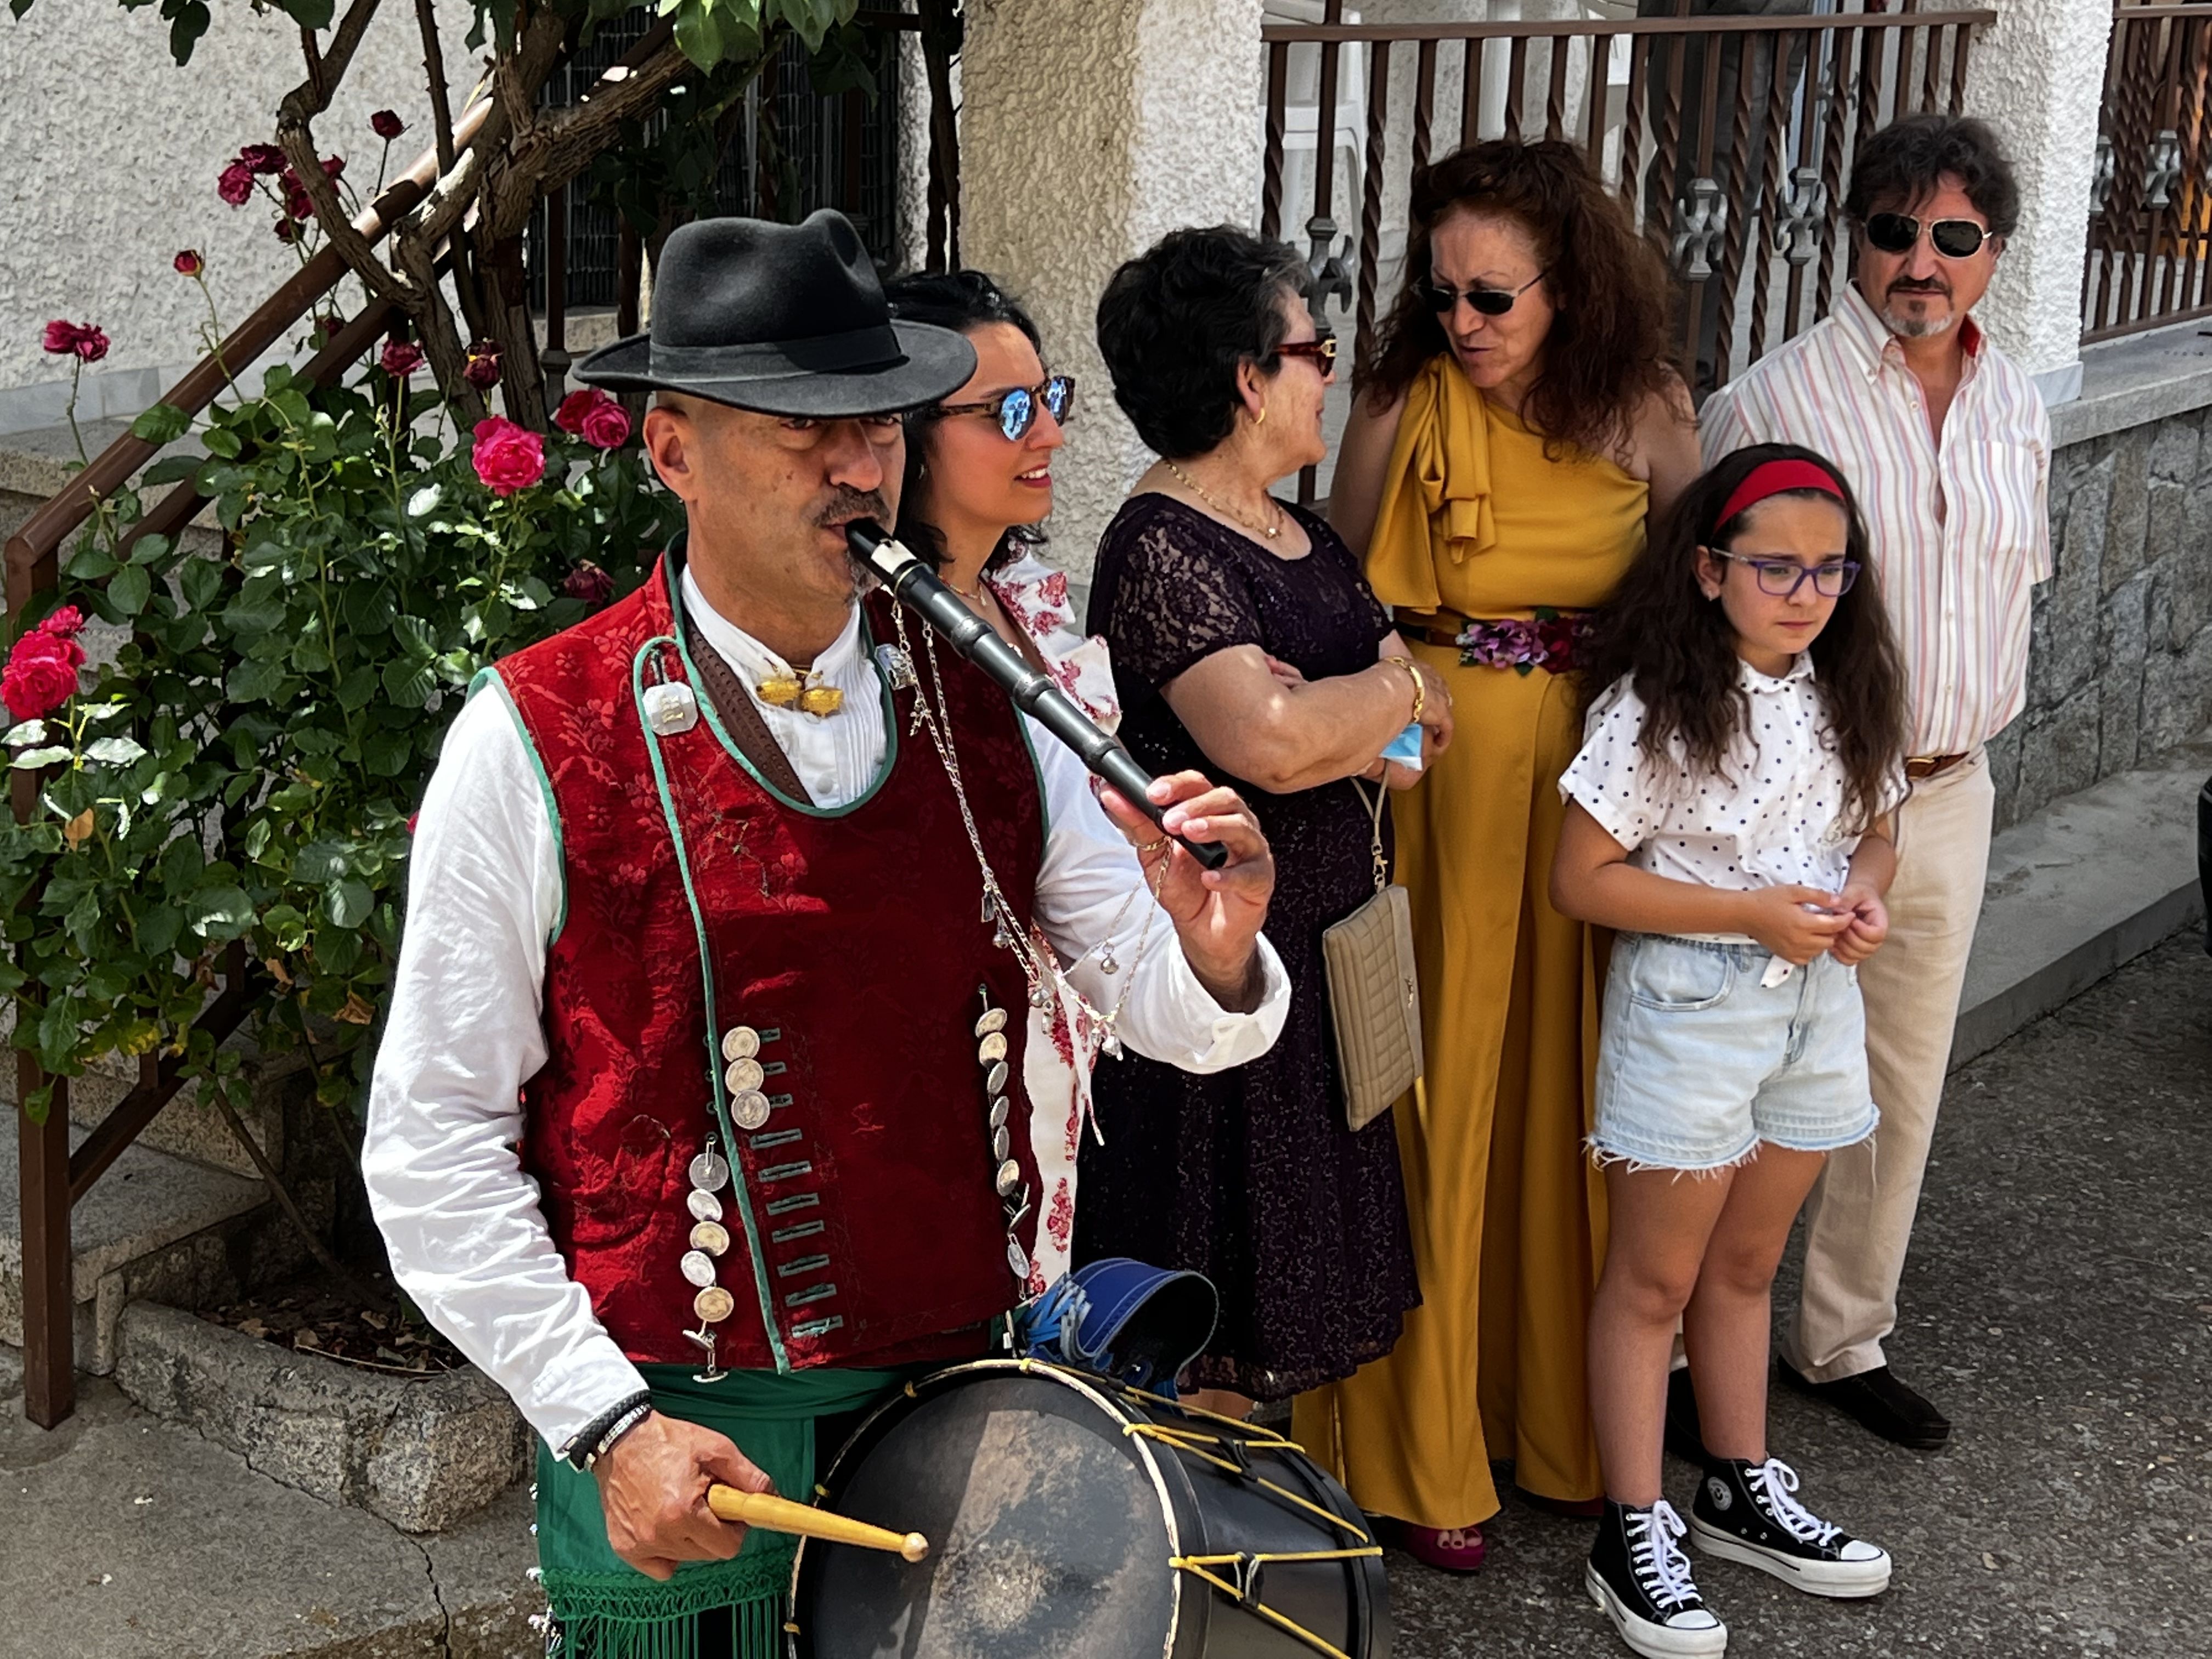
[1164,460,1282,539]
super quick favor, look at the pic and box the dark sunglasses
[1708,550,1861,599]
[1274,332,1338,368]
[1863,212,1993,260]
[934,374,1075,442]
[1418,269,1547,317]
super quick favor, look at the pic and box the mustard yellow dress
[1294,356,1648,1523]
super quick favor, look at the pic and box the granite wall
[1990,408,2212,832]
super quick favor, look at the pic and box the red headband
[1714,459,1846,533]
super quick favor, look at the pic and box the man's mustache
[1888,276,1951,298]
[813,487,892,532]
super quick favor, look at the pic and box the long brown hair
[1359,139,1678,459]
[1578,444,1908,836]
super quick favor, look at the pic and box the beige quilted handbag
[1322,780,1425,1131]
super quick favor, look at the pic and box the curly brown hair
[1578,443,1909,838]
[1359,138,1679,459]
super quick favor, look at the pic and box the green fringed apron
[534,1363,913,1659]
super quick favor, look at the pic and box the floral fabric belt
[1404,609,1593,676]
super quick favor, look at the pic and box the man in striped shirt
[1697,114,2051,1451]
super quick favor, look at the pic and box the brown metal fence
[1260,0,1995,434]
[2082,2,2212,342]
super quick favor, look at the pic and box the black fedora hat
[574,210,975,417]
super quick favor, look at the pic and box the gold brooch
[758,673,844,719]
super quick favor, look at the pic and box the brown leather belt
[1905,752,1971,781]
[1408,626,1465,651]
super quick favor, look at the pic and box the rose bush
[0,354,678,1121]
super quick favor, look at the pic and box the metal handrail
[1261,13,1996,44]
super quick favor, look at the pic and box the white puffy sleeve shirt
[363,581,1289,1452]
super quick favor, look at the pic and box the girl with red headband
[1550,443,1909,1656]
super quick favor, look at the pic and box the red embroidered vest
[494,554,1045,1373]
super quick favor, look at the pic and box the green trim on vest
[631,636,789,1375]
[469,665,569,946]
[659,545,900,819]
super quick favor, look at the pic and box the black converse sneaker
[1585,1498,1728,1657]
[1689,1457,1893,1598]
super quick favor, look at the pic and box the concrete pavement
[1391,930,2212,1657]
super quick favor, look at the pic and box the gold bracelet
[1383,654,1425,724]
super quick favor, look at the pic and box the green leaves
[129,402,193,444]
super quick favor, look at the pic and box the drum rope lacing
[1111,1381,1381,1659]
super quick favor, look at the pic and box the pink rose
[380,339,425,376]
[4,628,85,721]
[174,249,205,278]
[217,161,255,206]
[462,340,502,390]
[562,561,614,607]
[42,320,83,356]
[240,142,286,175]
[70,325,109,364]
[40,606,84,641]
[370,109,405,141]
[471,416,545,498]
[553,388,630,450]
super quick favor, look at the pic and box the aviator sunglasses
[934,374,1076,442]
[1418,268,1548,317]
[1706,550,1861,599]
[1863,211,1994,259]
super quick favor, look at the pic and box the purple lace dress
[1074,494,1421,1400]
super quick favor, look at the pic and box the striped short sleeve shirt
[1699,284,2053,757]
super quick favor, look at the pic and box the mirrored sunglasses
[1710,551,1861,599]
[935,374,1075,442]
[1418,269,1547,316]
[1864,212,1990,259]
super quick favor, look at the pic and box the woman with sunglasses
[1298,139,1699,1573]
[1077,225,1452,1421]
[881,268,1111,1289]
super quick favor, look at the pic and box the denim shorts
[1592,933,1880,1172]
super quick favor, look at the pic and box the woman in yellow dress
[1297,138,1698,1570]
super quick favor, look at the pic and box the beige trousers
[1782,748,1995,1383]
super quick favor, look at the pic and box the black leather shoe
[1664,1365,1709,1466]
[1778,1359,1950,1451]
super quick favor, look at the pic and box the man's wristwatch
[561,1390,654,1472]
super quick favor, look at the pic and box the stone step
[0,1123,269,1374]
[1954,729,2210,1066]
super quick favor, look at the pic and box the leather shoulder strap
[689,639,816,808]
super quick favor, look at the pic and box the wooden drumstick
[706,1484,930,1562]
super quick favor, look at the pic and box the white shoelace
[1749,1458,1843,1548]
[1628,1499,1700,1611]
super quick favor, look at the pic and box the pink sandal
[1398,1522,1487,1573]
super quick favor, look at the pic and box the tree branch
[414,0,456,177]
[278,0,384,125]
[486,40,696,242]
[276,121,415,308]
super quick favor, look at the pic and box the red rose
[471,416,545,498]
[217,161,255,206]
[174,249,205,278]
[42,320,83,356]
[553,388,630,450]
[562,561,614,607]
[370,109,405,141]
[240,142,286,175]
[3,629,84,721]
[70,326,109,364]
[380,339,425,377]
[462,340,502,390]
[40,606,84,640]
[273,217,299,246]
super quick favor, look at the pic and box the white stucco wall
[1963,0,2109,396]
[0,1,475,432]
[961,0,1266,580]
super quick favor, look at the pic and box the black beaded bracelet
[561,1389,654,1472]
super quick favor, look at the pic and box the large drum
[787,1360,1389,1659]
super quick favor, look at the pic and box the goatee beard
[1881,305,1954,340]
